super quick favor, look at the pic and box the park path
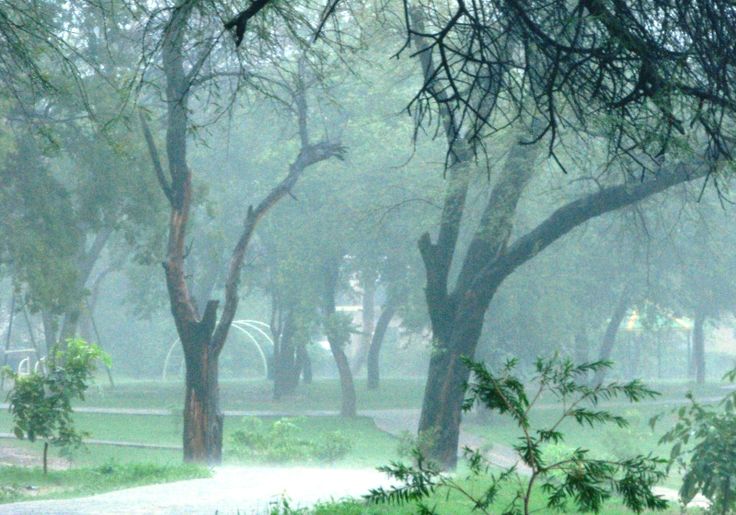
[0,466,394,514]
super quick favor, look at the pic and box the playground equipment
[161,320,273,380]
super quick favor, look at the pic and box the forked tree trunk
[692,309,706,385]
[367,302,396,390]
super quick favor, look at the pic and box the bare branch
[139,110,173,205]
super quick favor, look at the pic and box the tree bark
[179,301,222,463]
[367,301,396,390]
[418,295,489,469]
[692,308,706,385]
[592,290,630,386]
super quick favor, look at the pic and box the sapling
[3,338,110,473]
[367,355,668,514]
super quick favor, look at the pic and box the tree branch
[211,140,345,352]
[474,161,710,296]
[139,110,173,205]
[224,0,273,47]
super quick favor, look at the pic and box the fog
[1,1,736,513]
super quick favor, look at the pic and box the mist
[1,1,736,513]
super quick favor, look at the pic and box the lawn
[0,413,401,468]
[0,462,208,504]
[0,376,727,512]
[79,377,426,412]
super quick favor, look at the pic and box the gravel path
[0,466,394,514]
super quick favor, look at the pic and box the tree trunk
[297,341,312,384]
[322,256,357,417]
[273,312,300,399]
[43,442,48,475]
[333,345,356,417]
[367,302,396,390]
[181,303,223,463]
[352,275,376,375]
[417,302,487,469]
[692,309,706,385]
[592,290,630,386]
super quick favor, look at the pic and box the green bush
[229,417,352,463]
[654,367,736,514]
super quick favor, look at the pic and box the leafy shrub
[654,368,736,514]
[2,338,110,473]
[313,431,352,462]
[230,417,352,463]
[367,356,668,515]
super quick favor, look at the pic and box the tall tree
[142,2,343,462]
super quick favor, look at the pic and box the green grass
[0,411,400,468]
[80,377,426,412]
[0,462,208,504]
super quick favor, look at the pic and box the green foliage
[654,367,736,514]
[367,355,668,514]
[3,339,110,465]
[229,417,352,463]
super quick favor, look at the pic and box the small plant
[367,355,668,514]
[653,367,736,514]
[2,338,110,473]
[230,417,352,463]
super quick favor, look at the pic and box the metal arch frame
[161,320,274,380]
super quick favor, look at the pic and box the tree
[141,2,343,462]
[3,338,109,473]
[403,3,731,467]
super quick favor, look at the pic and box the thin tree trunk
[298,342,312,384]
[85,300,115,388]
[322,256,357,417]
[367,302,396,390]
[693,309,706,385]
[592,290,630,386]
[352,275,376,375]
[273,312,300,399]
[43,442,48,474]
[41,311,57,355]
